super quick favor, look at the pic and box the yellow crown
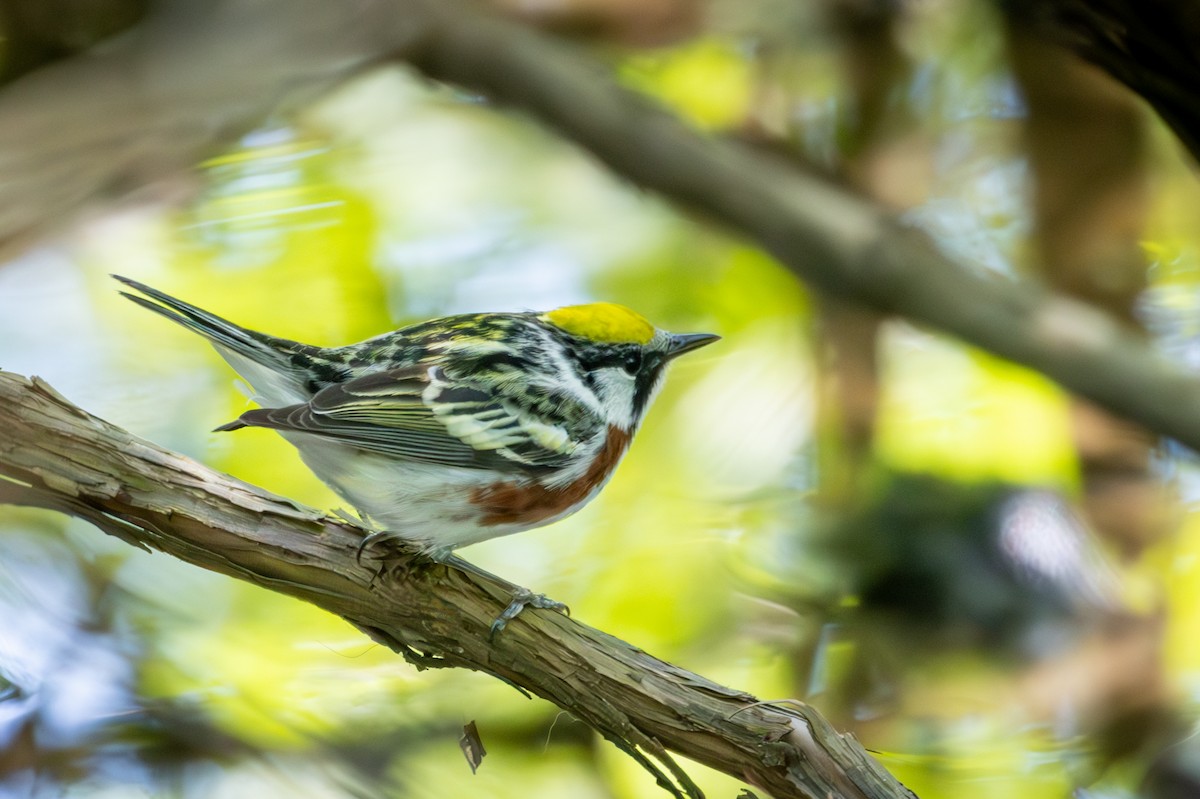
[542,303,655,345]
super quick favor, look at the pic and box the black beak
[666,332,720,359]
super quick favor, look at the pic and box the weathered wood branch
[0,369,915,799]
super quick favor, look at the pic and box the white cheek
[592,368,637,430]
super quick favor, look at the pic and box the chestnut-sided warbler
[115,276,718,559]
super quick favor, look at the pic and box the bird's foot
[490,588,570,640]
[440,555,570,637]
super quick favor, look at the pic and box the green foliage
[4,4,1200,798]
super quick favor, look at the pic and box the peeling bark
[0,370,915,799]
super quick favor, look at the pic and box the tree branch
[6,0,1200,452]
[396,0,1200,451]
[0,370,915,799]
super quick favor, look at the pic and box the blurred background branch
[3,0,1200,450]
[0,0,422,257]
[0,0,150,83]
[397,0,1200,454]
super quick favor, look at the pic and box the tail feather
[114,274,313,406]
[113,274,281,360]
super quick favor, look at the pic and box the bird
[114,275,718,621]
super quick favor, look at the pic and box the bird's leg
[442,554,570,639]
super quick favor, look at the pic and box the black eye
[622,351,643,375]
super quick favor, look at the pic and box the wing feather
[228,365,587,472]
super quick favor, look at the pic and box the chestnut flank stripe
[471,426,631,525]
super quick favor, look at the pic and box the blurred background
[3,0,1200,797]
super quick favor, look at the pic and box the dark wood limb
[0,370,915,799]
[1005,0,1200,165]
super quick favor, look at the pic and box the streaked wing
[232,366,581,472]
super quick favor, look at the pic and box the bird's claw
[356,532,433,588]
[490,589,570,639]
[355,530,393,566]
